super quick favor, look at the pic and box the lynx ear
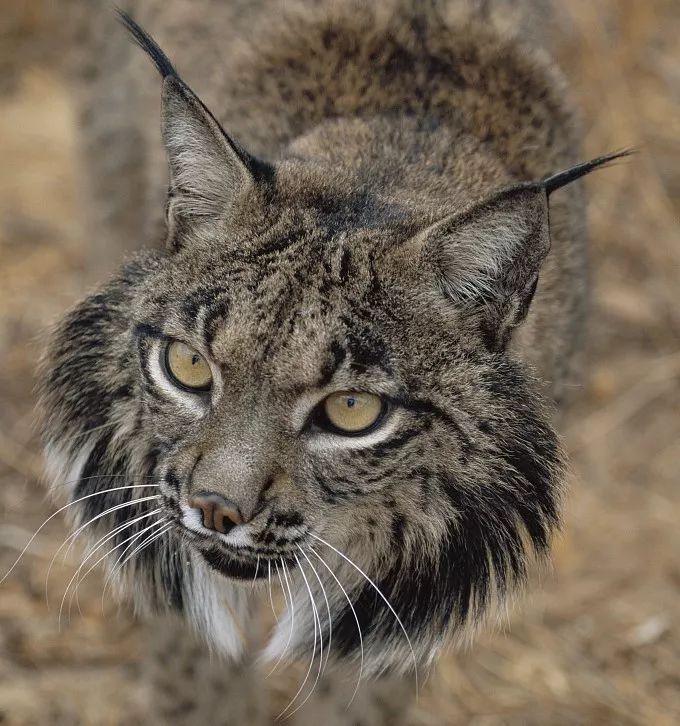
[421,151,633,349]
[118,11,260,250]
[161,77,257,247]
[423,184,550,350]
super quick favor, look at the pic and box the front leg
[143,614,270,726]
[288,669,416,726]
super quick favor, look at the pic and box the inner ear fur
[160,76,257,250]
[422,184,550,350]
[417,149,633,349]
[118,10,263,251]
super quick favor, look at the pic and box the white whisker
[113,520,173,576]
[275,561,287,609]
[310,533,419,696]
[267,561,288,678]
[0,484,160,588]
[59,515,167,628]
[267,560,296,677]
[98,520,174,615]
[67,510,164,617]
[45,494,160,608]
[100,517,169,610]
[62,495,161,565]
[251,555,260,589]
[57,522,169,630]
[278,553,321,719]
[100,520,175,613]
[267,561,278,622]
[298,545,333,674]
[281,561,297,663]
[310,545,364,707]
[283,551,331,718]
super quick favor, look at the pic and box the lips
[199,547,265,580]
[175,519,297,580]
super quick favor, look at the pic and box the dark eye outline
[161,340,213,393]
[307,393,390,437]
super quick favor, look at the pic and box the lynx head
[38,13,626,672]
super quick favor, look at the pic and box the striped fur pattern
[38,0,613,687]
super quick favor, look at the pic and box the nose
[188,492,244,534]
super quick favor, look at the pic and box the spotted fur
[41,0,622,703]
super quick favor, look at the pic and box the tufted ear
[118,11,261,250]
[421,151,634,350]
[422,184,550,350]
[160,77,257,248]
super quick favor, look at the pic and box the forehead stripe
[181,285,229,325]
[134,322,164,339]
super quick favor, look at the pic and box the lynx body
[39,1,612,722]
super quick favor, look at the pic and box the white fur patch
[183,549,253,657]
[43,438,95,503]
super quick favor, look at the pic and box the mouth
[199,546,266,580]
[174,520,298,581]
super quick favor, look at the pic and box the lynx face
[40,212,562,669]
[38,13,623,672]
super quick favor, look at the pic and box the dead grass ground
[0,1,678,724]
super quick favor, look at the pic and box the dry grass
[0,1,678,724]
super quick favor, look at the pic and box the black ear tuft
[116,8,177,79]
[542,148,635,196]
[114,7,265,252]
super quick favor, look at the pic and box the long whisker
[266,561,288,678]
[298,545,333,674]
[58,512,162,629]
[45,493,160,608]
[278,561,297,671]
[267,560,278,622]
[97,520,174,617]
[275,561,287,613]
[1,484,160,587]
[310,533,419,695]
[81,515,166,595]
[267,560,295,677]
[67,510,164,617]
[103,520,173,616]
[300,553,324,680]
[59,510,165,626]
[112,520,173,577]
[251,555,260,589]
[309,545,364,707]
[62,495,161,564]
[277,553,320,720]
[282,552,328,719]
[100,517,170,610]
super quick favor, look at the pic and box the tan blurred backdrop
[0,1,678,724]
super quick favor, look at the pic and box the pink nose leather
[189,493,244,533]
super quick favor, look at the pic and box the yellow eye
[322,391,385,434]
[164,341,212,391]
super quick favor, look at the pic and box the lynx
[36,1,625,722]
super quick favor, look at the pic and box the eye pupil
[164,340,213,392]
[321,391,385,435]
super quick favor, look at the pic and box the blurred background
[0,1,678,724]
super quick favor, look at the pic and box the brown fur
[39,1,605,722]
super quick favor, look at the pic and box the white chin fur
[44,438,253,661]
[183,549,253,658]
[260,589,312,665]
